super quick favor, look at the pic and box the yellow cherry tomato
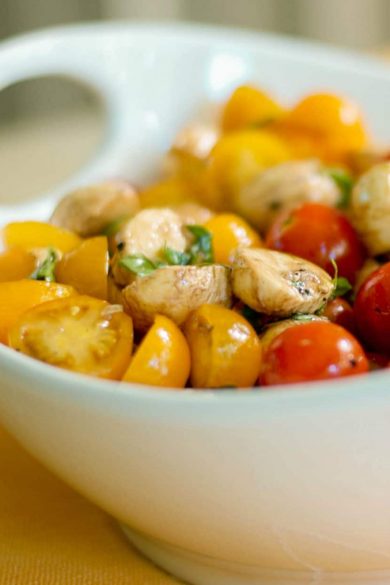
[123,315,190,388]
[9,296,133,380]
[184,304,262,389]
[0,246,36,282]
[0,280,75,345]
[205,213,262,264]
[205,130,291,210]
[2,221,81,253]
[221,84,284,132]
[55,236,109,300]
[140,177,196,209]
[278,93,368,164]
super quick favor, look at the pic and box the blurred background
[0,0,389,202]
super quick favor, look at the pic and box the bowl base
[120,524,390,585]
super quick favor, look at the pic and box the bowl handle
[0,27,129,223]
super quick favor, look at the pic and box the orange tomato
[221,84,284,132]
[0,247,36,282]
[184,304,262,388]
[123,315,190,388]
[0,280,75,345]
[9,296,133,380]
[278,93,368,163]
[2,221,81,253]
[205,130,291,210]
[55,236,109,300]
[205,213,262,264]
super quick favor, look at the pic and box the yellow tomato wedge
[123,315,190,388]
[55,236,109,300]
[0,247,36,282]
[205,130,291,210]
[9,296,133,380]
[140,177,195,209]
[0,280,75,345]
[2,221,81,253]
[184,305,262,389]
[205,213,262,264]
[221,84,285,132]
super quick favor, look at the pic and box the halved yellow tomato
[0,280,75,345]
[9,296,133,380]
[55,236,109,300]
[123,315,190,388]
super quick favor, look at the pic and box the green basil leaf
[30,248,58,283]
[291,313,318,322]
[162,247,191,266]
[326,167,353,209]
[186,225,214,264]
[119,255,159,277]
[330,258,352,298]
[334,276,353,298]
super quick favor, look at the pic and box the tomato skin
[260,321,368,386]
[204,213,262,264]
[354,263,390,355]
[276,92,368,164]
[123,314,190,388]
[323,298,356,335]
[266,203,366,283]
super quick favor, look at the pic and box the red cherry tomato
[260,321,368,386]
[354,263,390,355]
[265,203,366,283]
[323,298,356,334]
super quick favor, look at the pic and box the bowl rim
[0,21,389,413]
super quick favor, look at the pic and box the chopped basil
[119,255,161,277]
[291,313,317,322]
[334,276,353,298]
[186,225,214,264]
[30,248,58,282]
[118,225,213,277]
[162,247,191,266]
[330,259,352,298]
[326,167,353,209]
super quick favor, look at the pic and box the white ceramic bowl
[1,22,390,585]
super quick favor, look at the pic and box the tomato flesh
[9,296,133,380]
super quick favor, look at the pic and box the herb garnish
[186,225,214,264]
[119,225,214,277]
[326,167,353,209]
[118,255,163,277]
[330,259,353,298]
[30,248,58,282]
[162,247,191,266]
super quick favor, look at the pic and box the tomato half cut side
[9,296,133,380]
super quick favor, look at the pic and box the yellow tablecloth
[0,424,180,584]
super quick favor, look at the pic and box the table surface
[1,49,389,584]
